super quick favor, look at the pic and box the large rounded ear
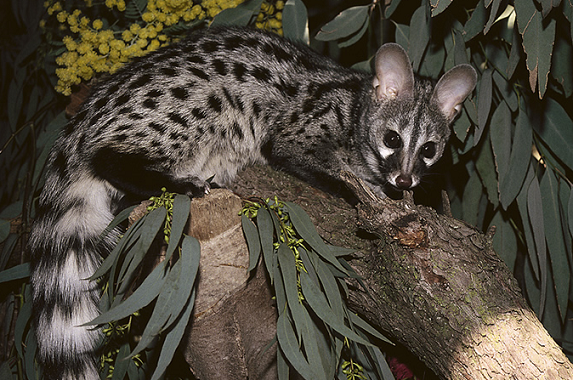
[431,64,477,121]
[372,43,415,101]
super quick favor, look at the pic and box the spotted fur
[29,27,476,379]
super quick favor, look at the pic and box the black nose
[395,174,412,189]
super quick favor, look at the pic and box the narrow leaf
[277,313,313,379]
[408,5,430,70]
[242,214,261,272]
[475,68,493,145]
[315,6,369,42]
[540,170,569,321]
[164,194,191,261]
[0,263,30,283]
[500,108,532,209]
[282,0,309,44]
[527,175,547,316]
[430,0,453,16]
[489,101,512,194]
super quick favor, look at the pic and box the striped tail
[29,169,121,380]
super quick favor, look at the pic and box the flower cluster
[43,0,284,95]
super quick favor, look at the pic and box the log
[177,165,573,379]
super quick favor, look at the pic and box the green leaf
[514,0,555,96]
[14,287,32,359]
[517,164,539,280]
[507,29,521,79]
[337,15,369,48]
[88,261,168,325]
[242,214,261,272]
[475,134,499,208]
[277,313,313,379]
[532,98,573,172]
[490,211,517,271]
[462,170,483,226]
[569,188,573,240]
[483,0,502,34]
[540,170,569,321]
[463,0,486,41]
[0,263,30,283]
[299,271,371,346]
[527,175,548,316]
[257,207,274,272]
[408,5,430,70]
[476,68,493,145]
[282,0,309,44]
[430,0,453,16]
[315,6,369,42]
[284,202,348,274]
[539,0,561,17]
[384,0,402,18]
[164,194,191,262]
[489,101,512,196]
[277,243,306,341]
[552,35,573,98]
[150,287,195,380]
[211,0,263,27]
[111,343,131,380]
[500,108,532,209]
[493,70,517,111]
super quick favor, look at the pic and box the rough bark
[178,165,573,379]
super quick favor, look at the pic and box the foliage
[241,197,395,379]
[1,0,573,378]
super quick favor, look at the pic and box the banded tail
[29,163,122,379]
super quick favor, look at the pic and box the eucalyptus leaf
[527,175,548,316]
[282,0,309,44]
[0,263,30,284]
[284,202,348,274]
[277,313,313,379]
[315,6,369,42]
[516,164,539,280]
[277,243,306,341]
[242,214,261,271]
[408,5,430,71]
[430,0,453,16]
[88,261,168,325]
[532,98,573,172]
[476,68,493,145]
[463,0,486,41]
[150,288,196,380]
[164,194,191,261]
[500,109,532,209]
[111,343,131,380]
[256,207,274,271]
[299,271,371,346]
[489,101,511,193]
[211,0,263,27]
[475,134,499,208]
[540,170,569,321]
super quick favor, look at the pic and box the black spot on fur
[187,55,205,64]
[251,66,272,82]
[232,122,244,140]
[149,122,166,133]
[161,67,177,76]
[208,94,223,113]
[171,86,189,100]
[189,67,209,81]
[128,74,152,89]
[135,131,148,138]
[118,107,132,115]
[114,93,131,107]
[94,97,108,109]
[88,111,104,126]
[233,62,247,82]
[168,112,187,128]
[129,113,144,120]
[143,98,158,109]
[115,124,132,132]
[212,59,227,76]
[252,101,261,118]
[191,108,205,119]
[224,35,243,50]
[146,89,163,97]
[202,40,219,53]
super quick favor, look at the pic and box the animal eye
[383,131,402,149]
[420,142,436,159]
